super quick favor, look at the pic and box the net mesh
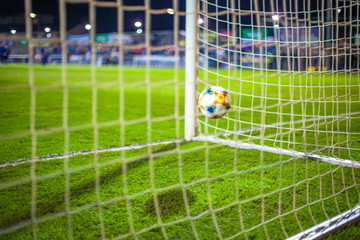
[196,0,360,238]
[197,0,360,157]
[0,0,359,239]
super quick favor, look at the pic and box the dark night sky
[0,0,354,34]
[0,0,186,33]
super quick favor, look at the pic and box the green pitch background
[0,65,359,239]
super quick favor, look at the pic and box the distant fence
[133,55,182,67]
[8,53,185,67]
[8,54,62,64]
[8,51,359,71]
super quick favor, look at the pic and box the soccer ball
[198,86,231,118]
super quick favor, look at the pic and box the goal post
[185,0,198,141]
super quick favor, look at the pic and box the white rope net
[197,0,360,163]
[0,0,359,239]
[196,0,360,238]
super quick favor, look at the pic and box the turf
[0,64,360,239]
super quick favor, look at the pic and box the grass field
[1,64,360,239]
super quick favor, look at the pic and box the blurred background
[0,0,359,71]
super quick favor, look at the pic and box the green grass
[0,64,360,239]
[326,222,360,240]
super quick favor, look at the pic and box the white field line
[2,112,360,169]
[0,139,183,168]
[193,135,360,169]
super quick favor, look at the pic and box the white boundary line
[2,112,360,169]
[0,139,183,168]
[193,135,360,169]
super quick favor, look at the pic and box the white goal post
[185,0,198,141]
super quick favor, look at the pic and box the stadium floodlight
[337,9,342,13]
[46,33,51,38]
[85,24,92,30]
[134,21,142,28]
[44,27,51,33]
[136,29,143,34]
[272,14,279,21]
[11,29,16,35]
[167,8,175,14]
[29,12,37,18]
[198,17,204,24]
[273,24,279,29]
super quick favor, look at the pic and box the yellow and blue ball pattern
[198,86,231,118]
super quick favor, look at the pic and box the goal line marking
[0,139,183,168]
[2,112,359,169]
[193,135,360,169]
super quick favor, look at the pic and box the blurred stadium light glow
[29,13,37,18]
[167,8,175,14]
[44,27,51,32]
[11,29,16,35]
[136,29,143,34]
[198,17,204,24]
[134,21,142,28]
[272,15,279,21]
[85,24,92,30]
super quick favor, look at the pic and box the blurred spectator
[0,45,11,68]
[40,47,47,66]
[40,45,54,66]
[280,47,288,70]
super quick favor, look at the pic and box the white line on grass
[2,112,360,169]
[194,135,360,169]
[0,139,183,168]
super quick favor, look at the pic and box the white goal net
[195,0,360,163]
[190,0,360,238]
[0,0,360,239]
